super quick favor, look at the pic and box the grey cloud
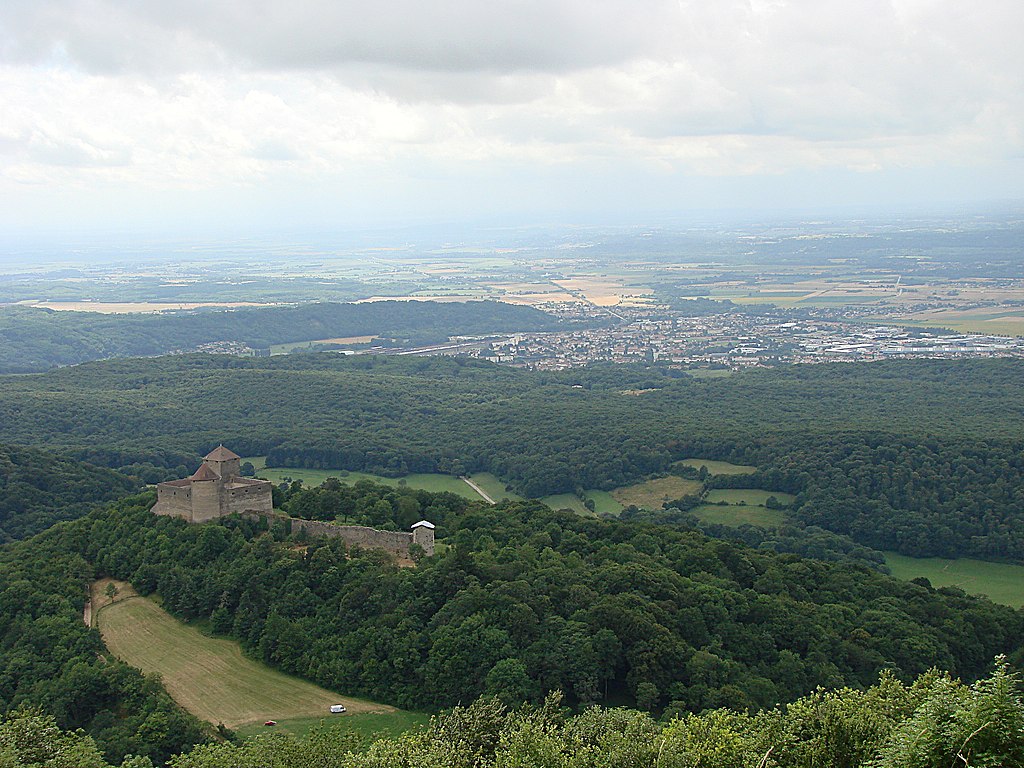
[0,0,681,74]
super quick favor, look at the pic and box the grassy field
[541,494,593,516]
[587,490,624,515]
[467,472,524,502]
[243,457,487,502]
[541,490,624,517]
[883,553,1024,608]
[675,459,757,475]
[94,580,396,730]
[684,369,734,379]
[233,710,430,742]
[610,476,704,510]
[691,504,786,528]
[704,489,796,506]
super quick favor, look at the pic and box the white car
[330,704,347,714]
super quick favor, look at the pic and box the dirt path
[83,600,92,627]
[461,476,495,504]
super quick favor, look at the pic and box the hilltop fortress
[153,445,434,556]
[153,445,274,521]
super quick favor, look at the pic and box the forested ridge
[0,507,207,764]
[0,444,140,542]
[0,301,562,372]
[0,354,1022,560]
[2,485,1023,766]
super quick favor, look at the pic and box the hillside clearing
[610,476,704,510]
[691,504,786,528]
[243,457,487,501]
[704,489,796,506]
[94,580,395,729]
[883,553,1024,608]
[674,459,757,475]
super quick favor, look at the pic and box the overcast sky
[2,0,1022,235]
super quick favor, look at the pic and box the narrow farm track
[460,475,494,503]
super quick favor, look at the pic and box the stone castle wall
[245,512,434,557]
[224,483,274,516]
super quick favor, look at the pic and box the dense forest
[0,445,139,542]
[0,301,562,372]
[0,354,1021,560]
[2,485,1023,766]
[0,509,207,764]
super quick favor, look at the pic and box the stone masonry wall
[244,512,433,557]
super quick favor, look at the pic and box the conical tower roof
[204,445,241,461]
[191,463,219,481]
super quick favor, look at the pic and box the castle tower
[203,445,241,480]
[411,520,435,556]
[189,462,223,522]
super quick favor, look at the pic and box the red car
[264,721,277,726]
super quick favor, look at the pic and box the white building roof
[411,520,435,529]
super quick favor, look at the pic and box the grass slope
[691,504,786,528]
[704,489,796,506]
[884,552,1024,608]
[95,581,395,729]
[244,458,487,502]
[675,458,757,475]
[610,476,704,510]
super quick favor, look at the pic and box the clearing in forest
[690,504,786,528]
[609,476,704,510]
[883,553,1024,608]
[243,458,488,502]
[674,459,757,475]
[703,489,796,506]
[93,579,395,729]
[541,490,623,517]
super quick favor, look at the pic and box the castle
[153,445,435,556]
[153,445,274,522]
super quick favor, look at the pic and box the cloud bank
[1,0,1021,228]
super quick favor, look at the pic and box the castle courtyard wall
[244,512,434,557]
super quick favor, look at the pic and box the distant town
[471,309,1024,370]
[209,302,1023,371]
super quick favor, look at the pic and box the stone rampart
[244,512,434,557]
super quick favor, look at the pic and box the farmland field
[243,458,487,501]
[541,490,623,516]
[94,580,396,729]
[704,489,796,506]
[691,504,786,528]
[609,476,704,510]
[883,553,1024,608]
[675,459,757,475]
[541,494,593,516]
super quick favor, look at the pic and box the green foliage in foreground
[4,662,1024,768]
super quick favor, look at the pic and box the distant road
[461,476,495,504]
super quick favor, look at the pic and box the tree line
[1,354,1022,560]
